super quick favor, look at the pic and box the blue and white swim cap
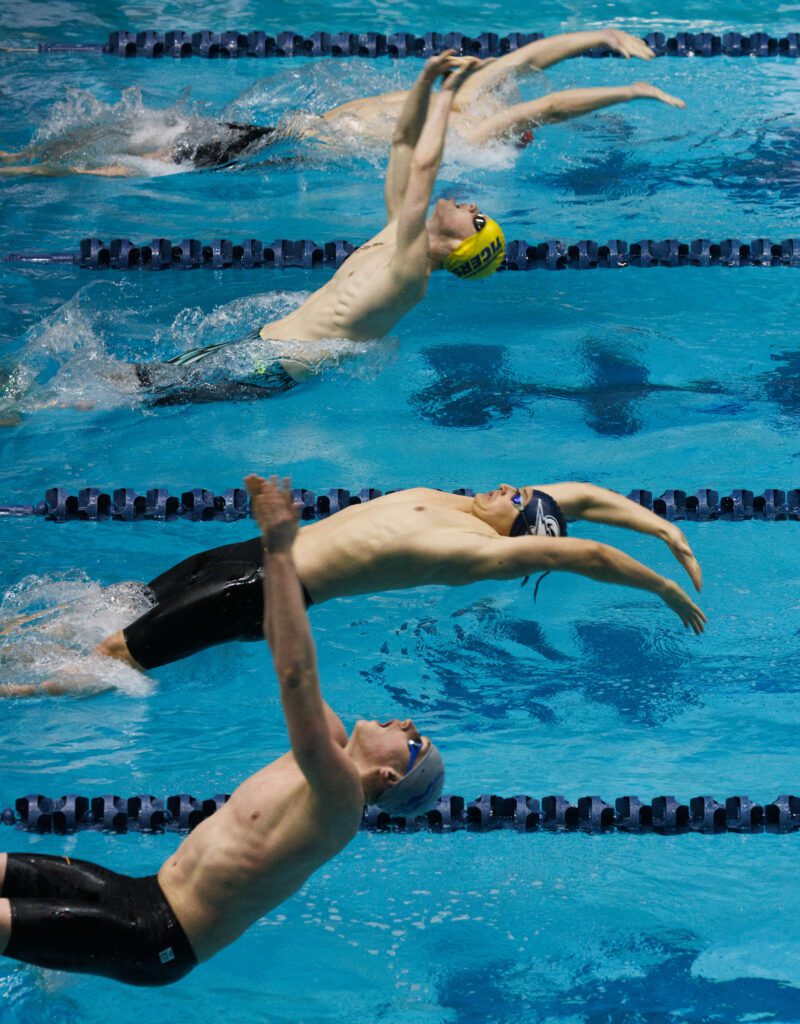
[375,742,445,817]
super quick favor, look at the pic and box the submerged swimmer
[2,477,705,695]
[0,120,278,177]
[0,476,445,985]
[0,30,682,177]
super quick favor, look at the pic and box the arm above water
[433,530,707,633]
[455,29,655,102]
[384,54,456,220]
[245,474,357,798]
[464,83,684,144]
[393,57,486,279]
[522,482,701,591]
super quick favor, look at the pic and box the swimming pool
[2,0,800,1019]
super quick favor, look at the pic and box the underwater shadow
[411,343,725,436]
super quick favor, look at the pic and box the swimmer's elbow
[409,154,438,177]
[277,662,305,691]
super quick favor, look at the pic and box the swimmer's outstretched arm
[385,51,461,220]
[455,30,655,102]
[522,482,702,591]
[393,57,486,271]
[245,474,356,799]
[463,82,685,145]
[435,532,706,633]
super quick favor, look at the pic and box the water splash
[2,282,395,417]
[0,573,155,697]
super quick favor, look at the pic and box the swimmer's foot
[0,410,22,427]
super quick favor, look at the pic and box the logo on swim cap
[374,742,445,817]
[444,217,505,281]
[510,490,568,539]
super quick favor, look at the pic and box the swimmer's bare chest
[294,489,493,599]
[160,758,359,960]
[258,226,428,344]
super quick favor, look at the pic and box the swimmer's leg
[0,163,135,178]
[0,164,59,177]
[93,629,143,669]
[0,606,66,638]
[0,682,72,698]
[68,164,134,177]
[462,83,685,144]
[0,148,35,163]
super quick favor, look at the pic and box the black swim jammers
[123,537,313,669]
[2,853,197,986]
[134,333,298,406]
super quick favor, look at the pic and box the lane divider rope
[26,30,800,59]
[1,486,798,523]
[4,237,800,270]
[5,792,799,834]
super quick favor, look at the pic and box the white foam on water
[0,574,156,697]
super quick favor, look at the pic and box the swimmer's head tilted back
[348,719,445,816]
[509,489,568,539]
[471,484,566,539]
[443,214,506,280]
[427,198,506,281]
[375,740,445,816]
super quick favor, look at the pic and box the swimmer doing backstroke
[0,476,445,985]
[0,30,683,177]
[115,53,508,406]
[1,478,705,696]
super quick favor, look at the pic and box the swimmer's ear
[359,765,402,802]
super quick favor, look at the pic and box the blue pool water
[3,0,800,1020]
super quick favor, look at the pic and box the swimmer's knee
[94,631,143,670]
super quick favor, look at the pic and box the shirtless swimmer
[0,477,705,697]
[128,53,507,405]
[0,476,444,984]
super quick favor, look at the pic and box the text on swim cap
[451,238,504,278]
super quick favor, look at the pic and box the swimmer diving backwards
[0,477,444,985]
[128,53,509,405]
[0,477,705,695]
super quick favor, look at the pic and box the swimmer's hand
[630,82,686,108]
[658,578,707,635]
[422,49,460,81]
[245,473,298,553]
[601,30,655,60]
[664,525,703,592]
[439,56,490,94]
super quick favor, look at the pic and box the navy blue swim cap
[509,490,567,539]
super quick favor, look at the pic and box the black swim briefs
[123,537,313,670]
[2,853,197,987]
[171,121,277,169]
[134,334,298,407]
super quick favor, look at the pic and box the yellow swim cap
[443,217,506,281]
